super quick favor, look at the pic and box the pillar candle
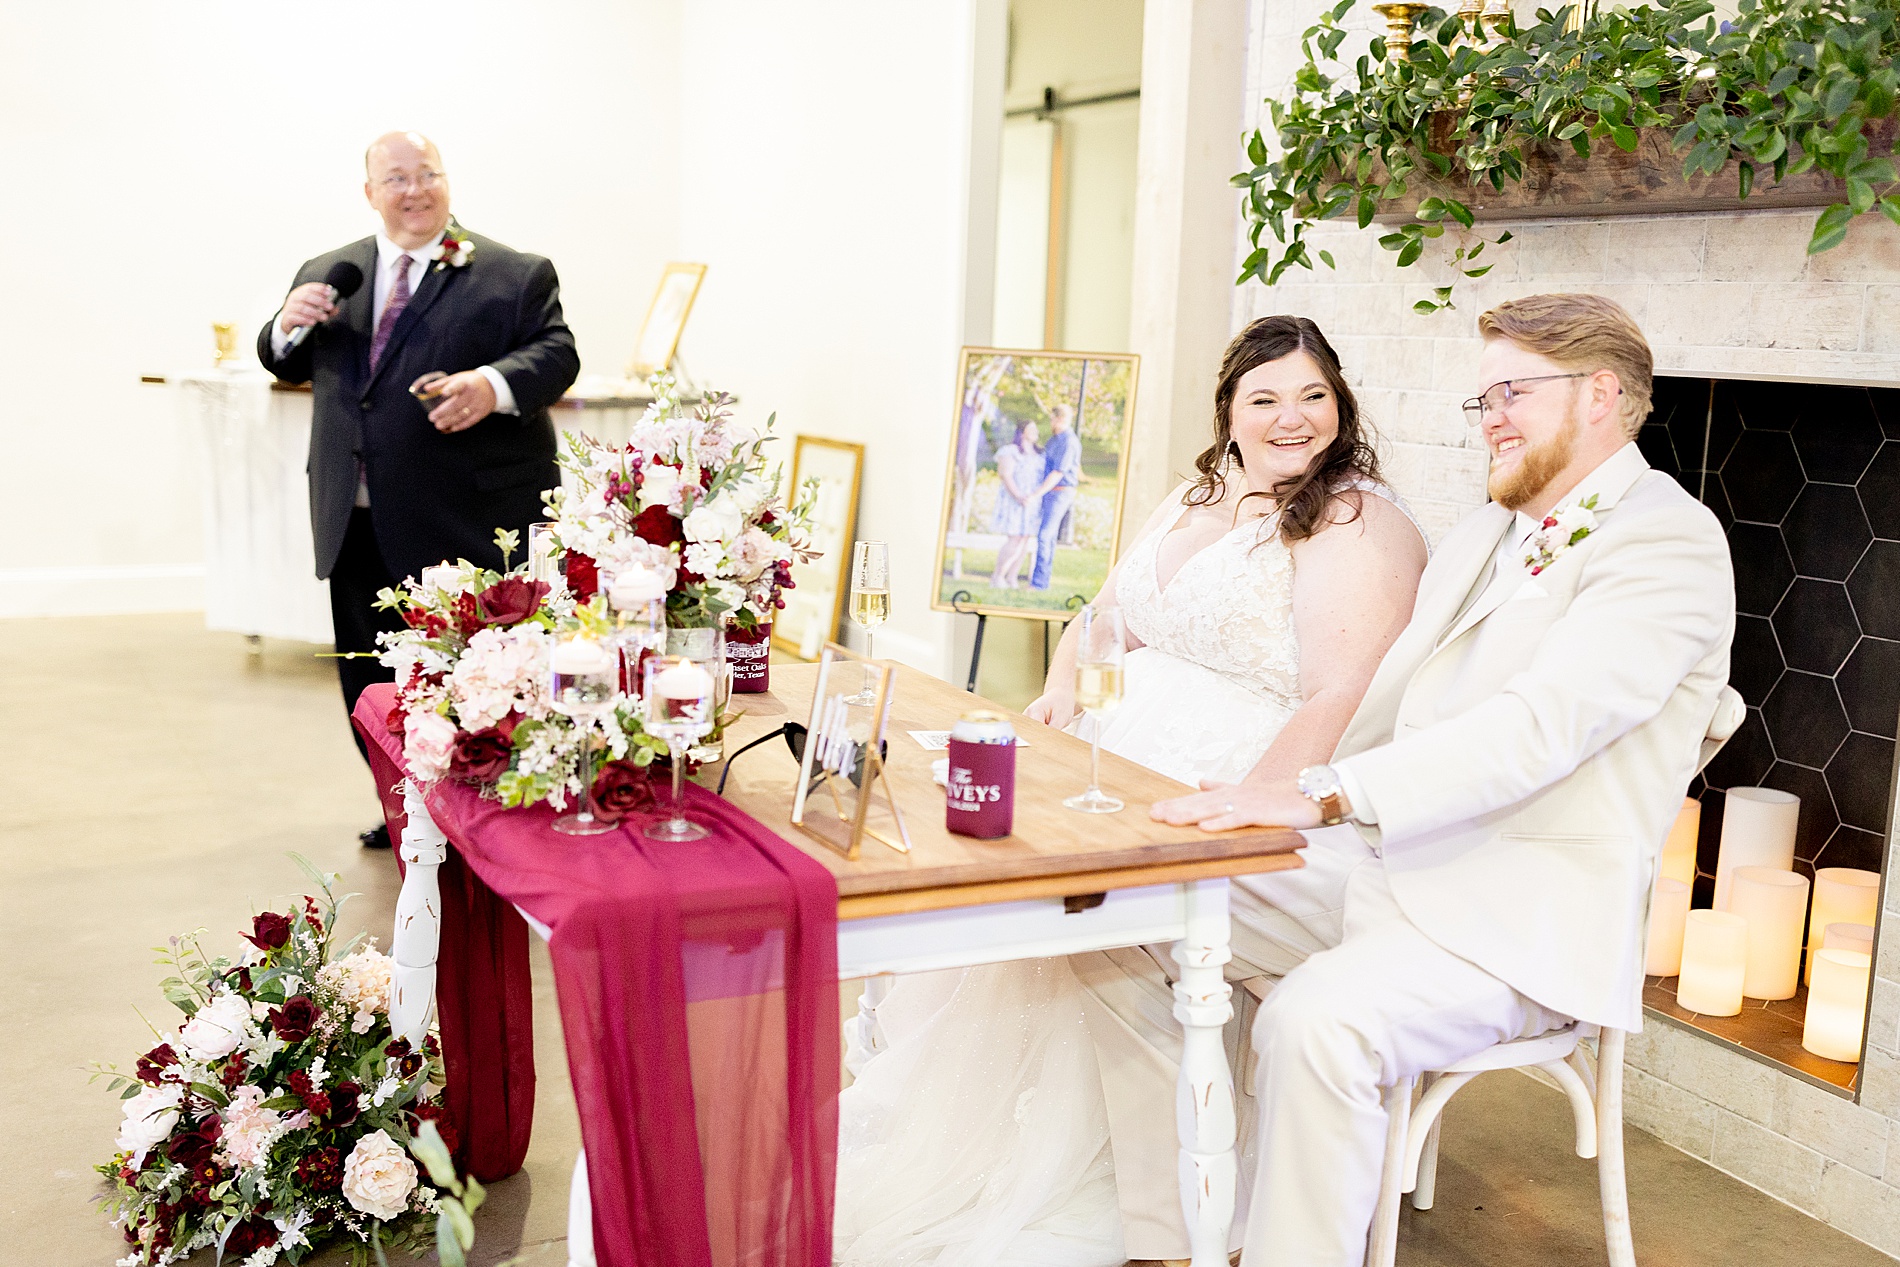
[1677,910,1748,1016]
[1802,949,1872,1063]
[1645,878,1694,976]
[1732,866,1809,1000]
[1807,868,1880,984]
[1713,787,1799,911]
[1822,923,1876,958]
[1659,796,1701,886]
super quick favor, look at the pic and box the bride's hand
[1022,692,1076,729]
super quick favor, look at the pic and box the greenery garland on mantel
[1235,0,1900,312]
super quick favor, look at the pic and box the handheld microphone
[282,260,365,354]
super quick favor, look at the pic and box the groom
[1139,293,1734,1265]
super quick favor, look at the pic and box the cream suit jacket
[1332,443,1734,1030]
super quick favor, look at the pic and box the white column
[1171,878,1237,1267]
[389,784,448,1048]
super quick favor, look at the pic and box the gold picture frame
[625,262,708,378]
[790,643,909,861]
[930,347,1140,622]
[774,436,864,660]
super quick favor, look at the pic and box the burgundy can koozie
[946,726,1015,838]
[727,621,772,693]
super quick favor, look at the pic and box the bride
[833,316,1429,1266]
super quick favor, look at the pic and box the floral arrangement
[374,533,668,811]
[429,223,474,271]
[542,377,817,634]
[1523,493,1600,575]
[94,860,483,1267]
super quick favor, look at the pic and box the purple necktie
[368,253,414,373]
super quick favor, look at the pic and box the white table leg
[390,785,448,1048]
[1171,879,1236,1267]
[846,974,894,1076]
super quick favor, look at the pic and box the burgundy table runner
[353,683,839,1267]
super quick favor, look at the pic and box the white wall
[0,0,681,612]
[674,0,1006,680]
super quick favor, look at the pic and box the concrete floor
[2,613,1890,1266]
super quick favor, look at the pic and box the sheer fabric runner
[355,683,840,1267]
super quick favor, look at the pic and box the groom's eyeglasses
[1461,373,1589,427]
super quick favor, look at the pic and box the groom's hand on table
[1151,779,1320,833]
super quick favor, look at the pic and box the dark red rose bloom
[268,995,320,1044]
[167,1119,220,1170]
[475,576,550,627]
[135,1042,178,1085]
[409,1100,459,1156]
[326,1081,361,1127]
[590,760,656,824]
[631,503,684,549]
[294,1145,343,1192]
[224,1217,278,1256]
[243,911,292,952]
[449,725,515,784]
[566,551,600,601]
[424,1033,440,1057]
[220,1051,248,1088]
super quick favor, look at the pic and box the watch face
[1299,766,1339,799]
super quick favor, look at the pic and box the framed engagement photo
[774,435,864,660]
[931,347,1139,621]
[625,262,707,378]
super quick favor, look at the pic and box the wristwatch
[1296,764,1353,826]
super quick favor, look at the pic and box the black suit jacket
[257,229,580,582]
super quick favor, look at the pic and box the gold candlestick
[1372,2,1429,63]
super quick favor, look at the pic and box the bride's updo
[1185,314,1383,544]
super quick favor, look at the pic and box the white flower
[638,463,683,512]
[683,540,726,579]
[729,527,777,582]
[218,1085,282,1170]
[179,992,253,1062]
[341,1129,420,1221]
[683,495,745,547]
[403,709,458,783]
[116,1084,184,1162]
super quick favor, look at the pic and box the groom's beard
[1489,408,1581,510]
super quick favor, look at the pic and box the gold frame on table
[774,436,865,660]
[930,346,1140,623]
[624,262,708,379]
[791,643,910,861]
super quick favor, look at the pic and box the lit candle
[653,660,715,700]
[1677,910,1748,1016]
[1659,796,1700,886]
[610,567,667,609]
[551,638,614,675]
[420,563,461,598]
[1802,949,1872,1063]
[1822,923,1875,958]
[1712,787,1799,911]
[1807,868,1880,984]
[1645,877,1693,976]
[1731,866,1809,1000]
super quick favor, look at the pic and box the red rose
[136,1042,178,1085]
[167,1120,221,1170]
[220,1050,248,1088]
[326,1081,361,1127]
[475,576,550,627]
[566,551,600,601]
[409,1101,459,1156]
[449,725,515,784]
[224,1217,278,1256]
[268,995,320,1044]
[243,911,293,953]
[590,760,656,824]
[294,1145,343,1192]
[631,503,684,549]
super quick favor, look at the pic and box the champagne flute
[550,635,620,835]
[845,540,890,706]
[1064,605,1126,814]
[606,566,668,695]
[643,654,716,841]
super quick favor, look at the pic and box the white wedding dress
[832,480,1420,1267]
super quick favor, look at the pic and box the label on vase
[946,738,1014,838]
[728,622,771,693]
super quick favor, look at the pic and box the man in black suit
[259,130,579,846]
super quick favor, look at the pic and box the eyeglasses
[1461,373,1589,427]
[375,170,446,193]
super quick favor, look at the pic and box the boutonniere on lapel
[1522,494,1600,576]
[428,224,474,272]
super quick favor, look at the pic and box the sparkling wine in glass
[550,636,619,835]
[643,654,715,841]
[845,541,890,706]
[1064,605,1125,814]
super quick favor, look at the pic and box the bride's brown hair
[1185,315,1383,544]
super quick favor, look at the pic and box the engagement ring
[1223,801,1234,814]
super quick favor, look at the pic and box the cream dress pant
[1071,827,1563,1266]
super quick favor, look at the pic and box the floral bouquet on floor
[94,859,483,1267]
[373,530,669,813]
[543,376,817,637]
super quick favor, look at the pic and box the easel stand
[951,591,1085,694]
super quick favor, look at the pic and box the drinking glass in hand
[643,654,716,841]
[845,540,890,705]
[550,636,620,835]
[1064,605,1125,814]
